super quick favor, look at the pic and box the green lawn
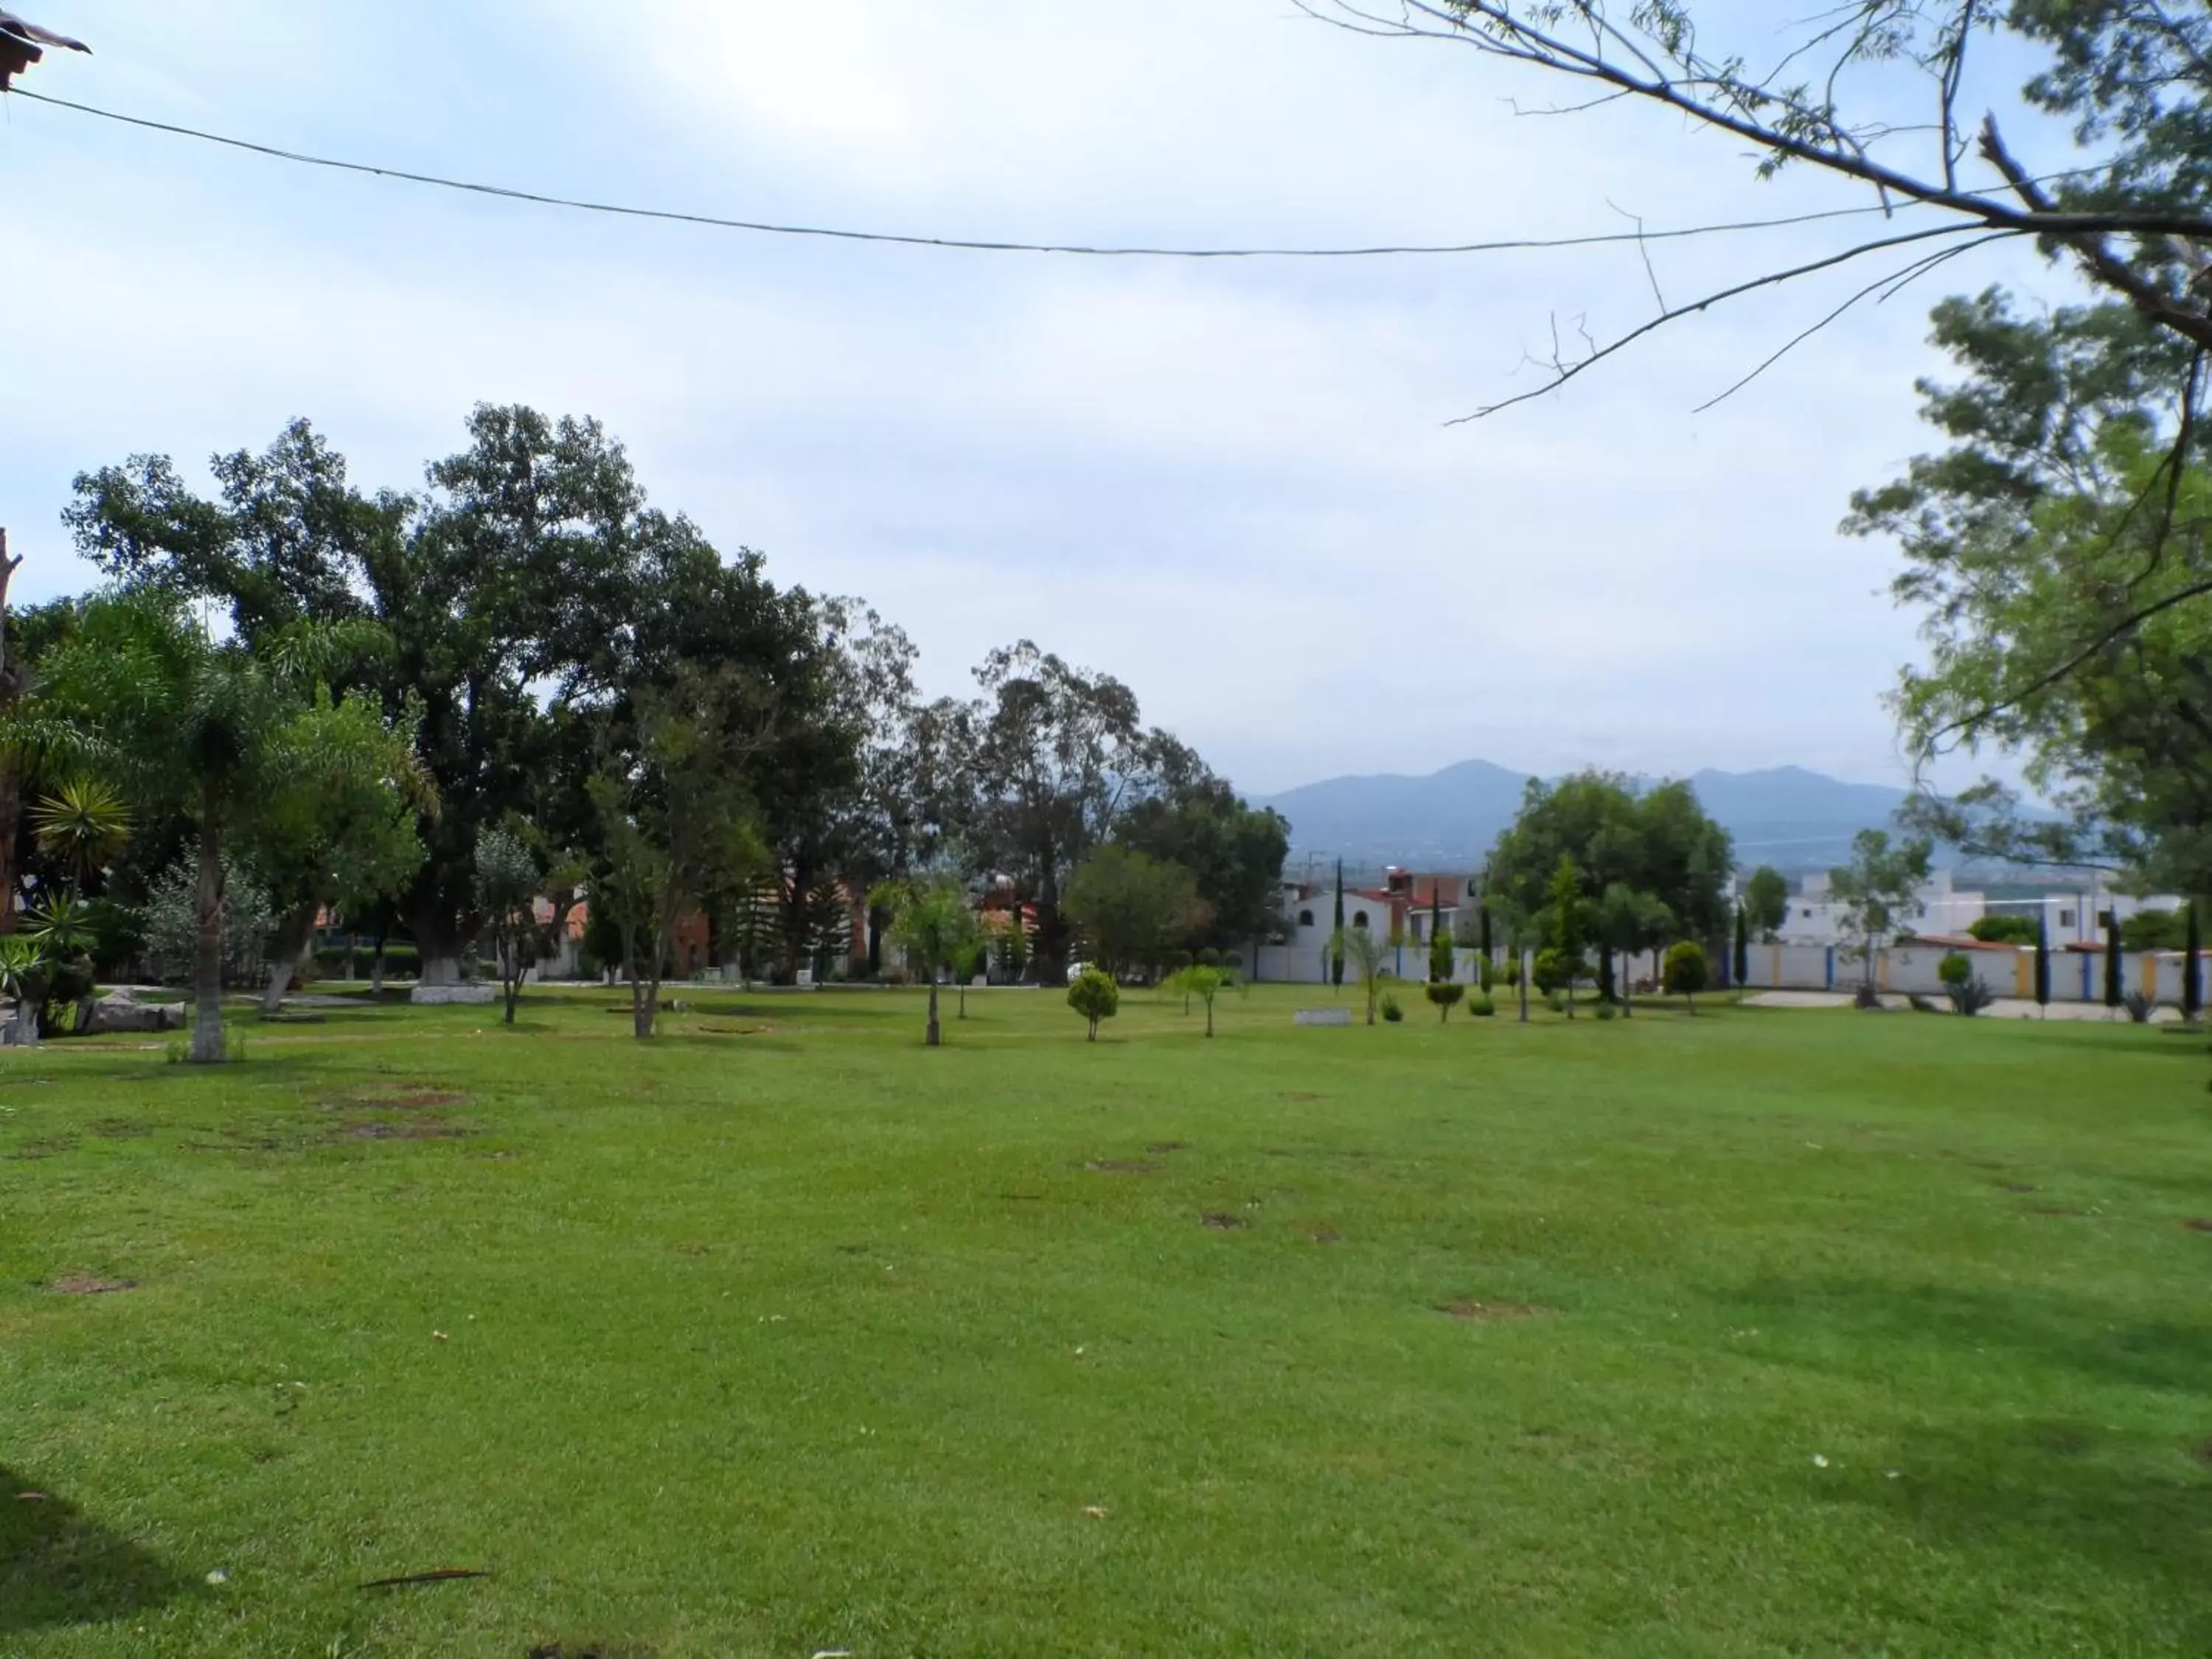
[5,986,2211,1656]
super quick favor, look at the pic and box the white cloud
[0,0,2073,801]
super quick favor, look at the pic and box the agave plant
[24,893,99,958]
[30,779,131,889]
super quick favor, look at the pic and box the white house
[1776,869,2182,948]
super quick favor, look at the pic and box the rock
[408,984,496,1006]
[80,992,186,1034]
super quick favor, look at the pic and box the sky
[0,1,2082,796]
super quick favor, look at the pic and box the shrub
[1544,988,1568,1015]
[1067,967,1120,1041]
[1468,990,1497,1018]
[2122,988,2159,1024]
[1907,993,1940,1014]
[1948,980,1997,1018]
[1424,981,1467,1022]
[1478,956,1496,992]
[1938,952,1974,990]
[1498,956,1521,989]
[1969,914,2040,946]
[1663,942,1709,1011]
[1595,1001,1619,1021]
[1532,948,1578,995]
[1380,992,1405,1023]
[1853,983,1885,1010]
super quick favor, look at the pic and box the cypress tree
[2104,908,2124,1011]
[1732,904,1750,989]
[1427,887,1453,983]
[1331,861,1346,990]
[2187,900,2204,1023]
[2034,909,2052,1016]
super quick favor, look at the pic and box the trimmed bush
[1068,968,1121,1041]
[1380,992,1405,1023]
[1424,981,1467,1022]
[1663,942,1709,1012]
[1468,991,1497,1018]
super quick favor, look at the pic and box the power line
[6,85,1930,260]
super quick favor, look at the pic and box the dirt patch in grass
[2185,1218,2212,1233]
[2026,1203,2090,1217]
[1439,1300,1547,1324]
[88,1119,153,1141]
[4,1136,79,1162]
[1308,1226,1342,1245]
[325,1085,473,1113]
[1279,1092,1329,1104]
[1200,1213,1249,1230]
[1079,1160,1157,1176]
[49,1274,137,1297]
[1146,1141,1190,1155]
[528,1641,658,1659]
[341,1121,471,1144]
[2000,1181,2038,1194]
[2191,1438,2212,1469]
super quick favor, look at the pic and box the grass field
[5,984,2212,1657]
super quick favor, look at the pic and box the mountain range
[1252,761,1914,872]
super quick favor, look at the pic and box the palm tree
[42,592,399,1063]
[880,877,979,1047]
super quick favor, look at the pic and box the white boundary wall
[1736,942,2202,1005]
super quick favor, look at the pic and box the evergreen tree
[1427,887,1453,983]
[2035,910,2053,1017]
[1732,903,1750,989]
[1330,860,1345,990]
[2104,909,2124,1012]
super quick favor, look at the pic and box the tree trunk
[503,939,521,1026]
[189,815,227,1065]
[926,978,942,1048]
[1621,951,1634,1017]
[1205,998,1215,1038]
[261,897,321,1016]
[370,935,387,996]
[0,766,21,936]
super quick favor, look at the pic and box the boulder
[408,983,496,1006]
[80,992,187,1034]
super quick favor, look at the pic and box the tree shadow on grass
[0,1471,187,1635]
[1721,1273,2212,1396]
[1819,1420,2212,1646]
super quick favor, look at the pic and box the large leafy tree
[945,642,1154,982]
[1114,740,1289,956]
[43,591,414,1062]
[1062,846,1202,983]
[1487,772,1733,992]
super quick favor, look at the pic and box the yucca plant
[30,778,131,889]
[0,933,51,1046]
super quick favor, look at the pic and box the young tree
[1743,868,1789,943]
[1663,941,1710,1015]
[950,937,990,1019]
[1338,922,1391,1026]
[587,668,767,1041]
[1596,882,1672,1018]
[880,878,978,1048]
[1828,830,1934,997]
[44,592,404,1063]
[1068,966,1120,1042]
[474,825,542,1026]
[1425,980,1467,1023]
[1166,962,1232,1038]
[1427,887,1453,985]
[1062,846,1202,983]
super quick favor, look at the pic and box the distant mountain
[1253,762,1913,872]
